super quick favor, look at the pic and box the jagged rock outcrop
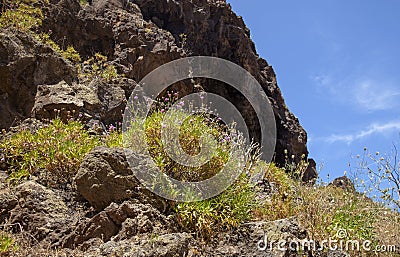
[61,201,177,249]
[330,176,356,192]
[0,29,76,129]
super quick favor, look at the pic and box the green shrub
[0,232,17,253]
[0,0,45,32]
[80,53,119,82]
[35,33,82,64]
[0,118,101,184]
[123,96,258,238]
[175,173,256,238]
[124,102,235,182]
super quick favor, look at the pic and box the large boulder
[32,79,127,125]
[5,181,72,243]
[74,146,167,212]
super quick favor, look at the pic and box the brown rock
[302,158,318,183]
[7,181,71,242]
[62,201,174,249]
[74,146,167,212]
[32,79,126,125]
[330,176,356,192]
[0,29,76,129]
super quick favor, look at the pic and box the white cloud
[352,80,400,111]
[323,121,400,144]
[312,75,400,111]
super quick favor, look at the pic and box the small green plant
[80,53,119,82]
[0,232,17,253]
[175,173,256,238]
[35,33,82,64]
[179,33,187,48]
[0,117,101,184]
[104,124,123,148]
[253,162,296,220]
[0,0,45,32]
[283,149,308,180]
[62,45,82,63]
[144,27,153,35]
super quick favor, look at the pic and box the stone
[74,146,167,212]
[330,176,356,192]
[201,217,310,257]
[61,201,175,249]
[32,79,126,126]
[95,232,194,257]
[7,181,71,243]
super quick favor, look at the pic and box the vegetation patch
[0,0,45,32]
[0,232,17,253]
[175,173,256,239]
[0,118,101,184]
[79,53,119,82]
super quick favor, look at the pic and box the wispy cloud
[323,121,400,144]
[312,75,400,111]
[352,80,400,111]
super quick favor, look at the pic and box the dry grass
[254,161,400,256]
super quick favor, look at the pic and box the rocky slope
[0,0,358,256]
[0,146,342,256]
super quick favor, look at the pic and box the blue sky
[227,0,400,180]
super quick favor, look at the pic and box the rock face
[0,30,76,129]
[36,0,311,168]
[131,0,309,165]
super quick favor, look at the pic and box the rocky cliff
[0,0,313,169]
[4,0,390,256]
